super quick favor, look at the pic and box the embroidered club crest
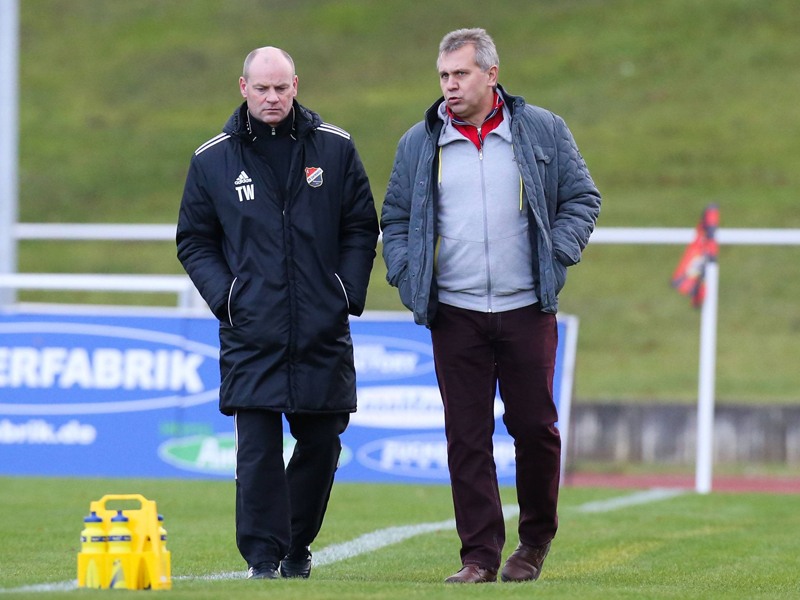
[305,167,324,188]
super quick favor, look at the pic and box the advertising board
[0,307,577,483]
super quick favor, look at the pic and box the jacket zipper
[283,196,297,411]
[413,142,435,318]
[478,139,493,312]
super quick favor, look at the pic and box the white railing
[13,223,176,241]
[3,223,201,309]
[13,222,800,245]
[4,224,800,312]
[0,273,201,309]
[590,227,800,245]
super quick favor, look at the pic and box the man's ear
[487,65,498,87]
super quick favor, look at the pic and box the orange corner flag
[671,204,719,308]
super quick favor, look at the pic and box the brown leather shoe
[444,565,497,583]
[500,541,551,582]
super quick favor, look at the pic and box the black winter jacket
[177,101,379,415]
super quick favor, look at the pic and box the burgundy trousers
[430,302,561,571]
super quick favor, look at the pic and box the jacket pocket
[226,277,238,327]
[397,271,413,311]
[489,231,536,297]
[334,273,350,311]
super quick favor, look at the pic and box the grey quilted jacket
[381,84,601,326]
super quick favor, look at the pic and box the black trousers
[234,409,349,567]
[430,303,561,571]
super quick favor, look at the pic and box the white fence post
[0,0,20,306]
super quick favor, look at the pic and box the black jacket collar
[224,100,322,142]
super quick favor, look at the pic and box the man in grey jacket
[381,28,600,584]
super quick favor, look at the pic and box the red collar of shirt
[446,92,505,150]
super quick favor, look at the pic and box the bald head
[239,46,298,126]
[242,46,296,80]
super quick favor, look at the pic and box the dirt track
[564,472,800,494]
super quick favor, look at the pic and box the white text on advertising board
[356,433,517,479]
[352,335,436,381]
[0,347,203,391]
[0,418,96,445]
[158,434,352,476]
[0,322,220,415]
[351,387,504,429]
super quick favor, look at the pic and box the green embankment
[17,0,800,403]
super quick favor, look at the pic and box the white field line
[575,488,687,513]
[0,489,685,593]
[186,504,523,581]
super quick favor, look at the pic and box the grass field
[13,0,800,405]
[1,477,798,598]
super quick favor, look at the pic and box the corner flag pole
[670,204,719,494]
[694,258,718,494]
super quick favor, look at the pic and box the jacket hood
[223,100,323,141]
[424,83,525,132]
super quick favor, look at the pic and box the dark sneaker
[280,547,312,579]
[247,561,279,580]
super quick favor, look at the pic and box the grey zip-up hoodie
[435,102,538,313]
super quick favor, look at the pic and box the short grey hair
[242,47,296,79]
[437,28,499,72]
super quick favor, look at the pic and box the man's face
[438,44,497,126]
[239,53,297,126]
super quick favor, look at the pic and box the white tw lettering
[235,184,255,202]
